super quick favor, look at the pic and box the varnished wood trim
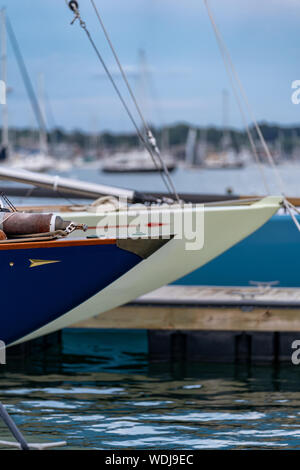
[0,238,116,251]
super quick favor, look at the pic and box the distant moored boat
[101,149,177,173]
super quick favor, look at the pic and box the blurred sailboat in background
[0,10,65,173]
[184,90,245,169]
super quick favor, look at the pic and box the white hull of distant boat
[9,152,56,173]
[102,149,177,173]
[203,150,244,169]
[12,196,282,345]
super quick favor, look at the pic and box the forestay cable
[89,0,179,201]
[90,3,165,152]
[202,2,270,194]
[65,0,180,202]
[203,0,285,195]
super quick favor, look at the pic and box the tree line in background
[7,122,300,157]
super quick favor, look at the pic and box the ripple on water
[1,329,300,449]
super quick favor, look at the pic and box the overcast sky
[3,0,300,132]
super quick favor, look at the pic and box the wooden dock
[70,285,300,363]
[72,285,300,332]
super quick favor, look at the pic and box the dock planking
[69,286,300,363]
[71,285,300,332]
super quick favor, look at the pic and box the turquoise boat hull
[174,213,300,287]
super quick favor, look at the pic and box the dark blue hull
[0,239,142,345]
[174,213,300,287]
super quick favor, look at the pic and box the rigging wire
[0,192,17,212]
[89,0,179,202]
[202,4,270,194]
[65,0,180,202]
[203,0,300,233]
[220,57,270,193]
[203,0,285,196]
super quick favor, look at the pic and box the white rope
[285,200,300,217]
[283,199,300,232]
[203,0,285,195]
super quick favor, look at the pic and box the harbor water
[70,163,300,197]
[1,329,300,450]
[6,163,300,208]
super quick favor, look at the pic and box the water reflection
[1,329,300,449]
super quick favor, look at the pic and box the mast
[0,8,9,158]
[161,127,169,153]
[6,16,48,146]
[185,127,197,166]
[196,127,207,165]
[221,88,230,151]
[37,72,48,156]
